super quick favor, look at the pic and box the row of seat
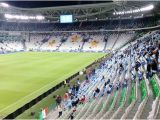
[45,30,160,119]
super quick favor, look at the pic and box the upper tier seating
[0,16,157,31]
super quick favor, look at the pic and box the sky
[6,1,110,8]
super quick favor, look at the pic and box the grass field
[0,52,105,118]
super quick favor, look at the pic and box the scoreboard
[60,15,73,23]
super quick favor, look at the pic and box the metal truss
[0,1,159,22]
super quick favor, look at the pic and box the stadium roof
[0,1,159,22]
[6,1,110,8]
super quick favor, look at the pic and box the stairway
[111,34,119,50]
[103,41,107,52]
[97,72,120,119]
[156,105,160,119]
[86,97,105,119]
[101,91,118,119]
[80,42,85,51]
[46,110,59,119]
[107,90,121,119]
[22,40,26,50]
[79,82,104,119]
[94,91,114,119]
[126,82,141,119]
[39,35,52,50]
[139,83,154,119]
[114,81,132,119]
[75,100,93,119]
[56,42,63,50]
[139,95,154,119]
[80,98,99,119]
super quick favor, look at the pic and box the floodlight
[113,4,154,15]
[128,11,132,14]
[135,10,139,13]
[20,15,28,20]
[28,16,35,19]
[4,13,45,20]
[0,3,9,7]
[140,4,154,11]
[4,14,12,19]
[36,15,45,20]
[15,15,20,19]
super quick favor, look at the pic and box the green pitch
[0,52,105,118]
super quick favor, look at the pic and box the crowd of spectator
[47,30,160,119]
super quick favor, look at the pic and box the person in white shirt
[57,105,63,118]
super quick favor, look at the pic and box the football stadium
[0,1,160,120]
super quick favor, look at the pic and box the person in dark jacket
[93,87,100,98]
[72,97,79,107]
[56,95,62,105]
[76,84,79,92]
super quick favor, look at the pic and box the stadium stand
[40,34,62,51]
[59,33,83,52]
[0,1,160,120]
[0,16,157,31]
[0,29,159,120]
[0,31,135,53]
[43,30,160,119]
[0,33,24,53]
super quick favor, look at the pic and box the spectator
[64,80,67,88]
[107,85,112,94]
[138,70,143,82]
[135,60,141,72]
[57,105,63,118]
[122,80,128,88]
[93,87,100,98]
[77,78,80,85]
[56,95,62,105]
[72,97,79,107]
[85,75,89,83]
[68,86,72,96]
[75,84,79,95]
[106,79,110,85]
[116,81,121,90]
[68,106,76,119]
[152,59,158,73]
[101,75,105,81]
[73,85,77,95]
[158,44,160,73]
[146,63,152,79]
[79,95,85,104]
[63,91,69,101]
